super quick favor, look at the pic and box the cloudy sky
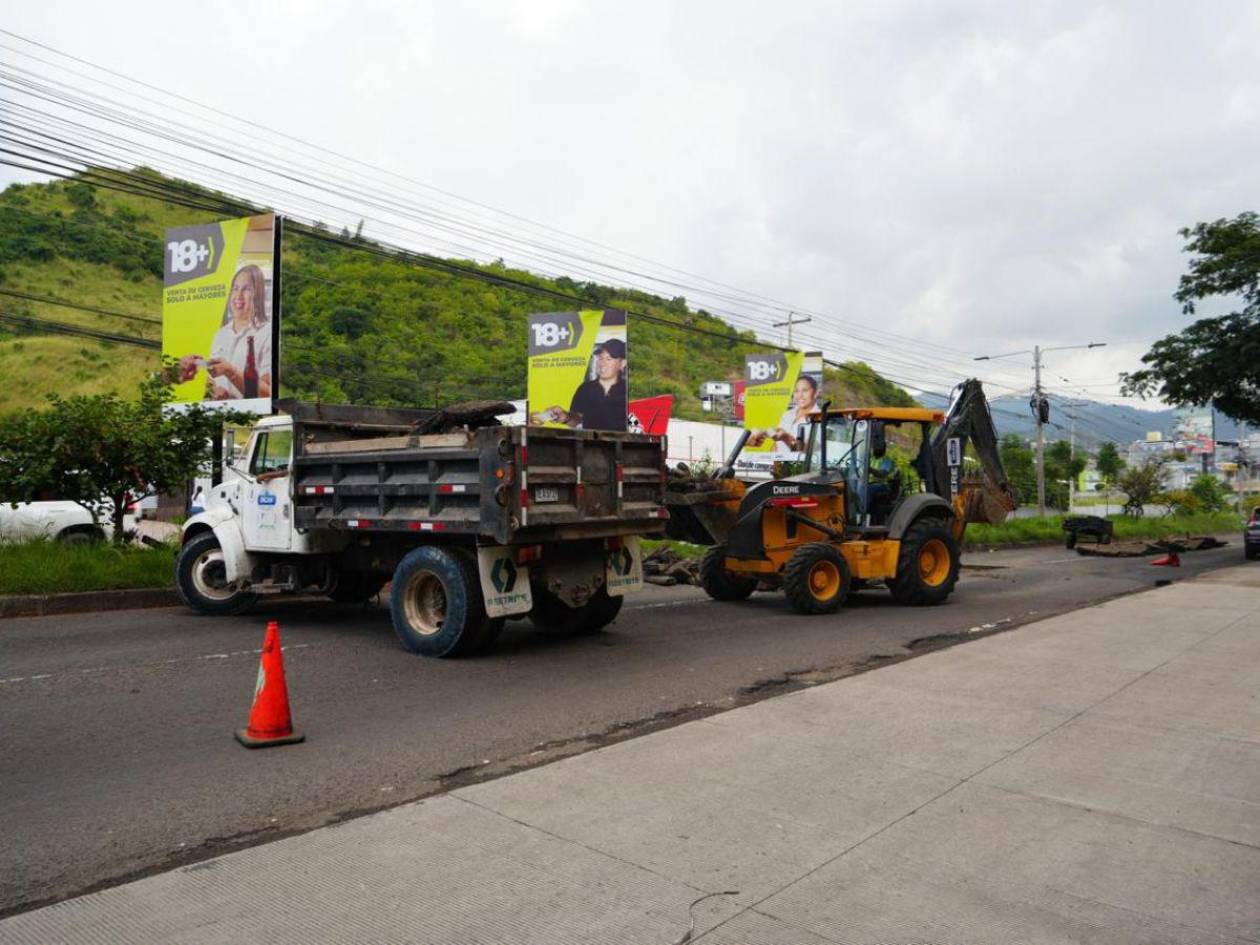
[5,1,1259,406]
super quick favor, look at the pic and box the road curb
[0,587,179,620]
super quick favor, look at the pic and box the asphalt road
[0,540,1246,915]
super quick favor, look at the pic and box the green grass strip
[0,540,175,595]
[962,511,1242,549]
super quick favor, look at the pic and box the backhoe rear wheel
[889,517,960,606]
[699,544,757,602]
[783,542,850,615]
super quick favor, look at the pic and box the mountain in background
[916,388,1243,449]
[0,169,914,417]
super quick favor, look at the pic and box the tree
[1095,442,1124,487]
[0,375,243,542]
[1188,473,1230,512]
[1116,460,1168,517]
[1121,213,1260,424]
[998,434,1036,506]
[1044,440,1087,511]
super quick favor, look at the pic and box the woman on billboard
[177,264,272,401]
[750,373,821,456]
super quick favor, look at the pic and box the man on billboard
[527,309,628,432]
[561,338,627,429]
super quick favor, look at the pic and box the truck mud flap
[606,536,643,597]
[476,546,533,618]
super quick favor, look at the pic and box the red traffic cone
[1150,551,1181,567]
[235,620,305,748]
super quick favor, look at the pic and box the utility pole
[772,311,812,348]
[1061,400,1089,512]
[976,341,1107,518]
[1034,345,1045,517]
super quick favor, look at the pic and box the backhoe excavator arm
[921,379,1018,527]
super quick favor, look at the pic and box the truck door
[241,427,294,552]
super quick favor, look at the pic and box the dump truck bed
[284,401,669,545]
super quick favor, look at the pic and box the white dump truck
[176,400,669,657]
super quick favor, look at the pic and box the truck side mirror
[870,420,887,458]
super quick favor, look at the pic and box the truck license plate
[534,487,560,503]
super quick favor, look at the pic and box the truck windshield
[250,429,293,476]
[810,418,866,476]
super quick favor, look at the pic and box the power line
[0,310,159,348]
[0,287,159,326]
[0,41,1075,393]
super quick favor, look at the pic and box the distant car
[1246,516,1260,561]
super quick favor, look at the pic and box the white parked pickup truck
[176,400,670,658]
[0,500,106,544]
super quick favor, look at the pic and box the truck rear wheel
[699,544,756,602]
[175,532,256,616]
[530,586,623,636]
[389,546,503,657]
[783,542,850,615]
[889,518,960,606]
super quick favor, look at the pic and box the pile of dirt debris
[643,545,701,586]
[1076,535,1228,558]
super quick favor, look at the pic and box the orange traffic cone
[1151,551,1181,567]
[235,620,305,748]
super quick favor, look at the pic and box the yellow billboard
[527,309,628,431]
[162,213,279,414]
[743,351,823,461]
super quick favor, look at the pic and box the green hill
[0,170,915,417]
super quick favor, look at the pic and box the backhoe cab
[687,379,1017,616]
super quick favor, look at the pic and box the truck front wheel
[175,532,256,616]
[699,544,757,602]
[390,546,503,657]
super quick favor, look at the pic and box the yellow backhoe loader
[665,379,1017,614]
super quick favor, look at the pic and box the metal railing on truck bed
[282,401,669,545]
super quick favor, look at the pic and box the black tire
[699,544,756,602]
[782,542,850,615]
[174,531,256,615]
[389,546,502,657]
[57,526,104,546]
[327,570,387,604]
[888,517,960,607]
[529,586,623,636]
[1246,547,1259,561]
[1064,531,1077,550]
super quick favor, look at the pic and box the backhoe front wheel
[783,542,850,615]
[699,544,757,602]
[889,518,960,606]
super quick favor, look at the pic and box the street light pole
[976,341,1106,518]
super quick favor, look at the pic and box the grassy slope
[0,172,914,417]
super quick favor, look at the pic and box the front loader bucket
[663,481,746,545]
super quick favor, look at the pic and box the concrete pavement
[4,563,1259,943]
